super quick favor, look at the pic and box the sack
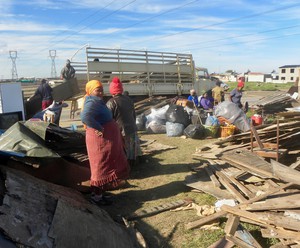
[165,104,191,127]
[146,119,166,134]
[166,122,184,137]
[184,124,205,139]
[136,114,147,131]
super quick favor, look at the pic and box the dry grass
[102,133,226,247]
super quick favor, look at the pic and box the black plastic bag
[165,104,191,127]
[184,124,205,139]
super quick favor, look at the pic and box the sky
[0,0,300,79]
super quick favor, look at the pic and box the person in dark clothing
[106,77,141,167]
[60,59,76,80]
[28,79,53,110]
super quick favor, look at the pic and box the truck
[72,47,215,97]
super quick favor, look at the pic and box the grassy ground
[103,133,222,248]
[101,133,276,248]
[226,81,294,91]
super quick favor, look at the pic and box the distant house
[278,65,300,83]
[246,72,265,82]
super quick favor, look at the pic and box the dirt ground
[99,133,220,248]
[58,91,282,247]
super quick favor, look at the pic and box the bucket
[204,125,219,138]
[251,114,263,126]
[220,125,235,138]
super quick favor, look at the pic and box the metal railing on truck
[72,47,196,96]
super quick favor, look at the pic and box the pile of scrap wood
[185,152,300,247]
[251,92,295,114]
[134,96,172,116]
[194,112,300,162]
[185,108,300,247]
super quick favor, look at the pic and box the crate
[220,125,235,138]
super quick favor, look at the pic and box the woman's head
[190,89,196,96]
[109,77,123,95]
[85,80,103,98]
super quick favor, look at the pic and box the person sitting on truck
[106,77,141,167]
[188,89,199,107]
[60,59,76,80]
[27,78,53,110]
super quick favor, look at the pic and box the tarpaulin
[0,116,86,160]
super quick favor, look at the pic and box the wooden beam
[185,182,293,230]
[261,228,300,241]
[204,165,222,188]
[251,125,264,149]
[226,235,257,248]
[271,159,300,185]
[224,214,240,236]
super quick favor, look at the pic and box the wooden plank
[185,211,226,230]
[221,205,269,227]
[185,168,233,200]
[185,182,294,230]
[208,237,234,248]
[224,173,256,199]
[271,159,300,185]
[204,165,222,188]
[290,158,300,169]
[223,205,300,232]
[208,161,248,202]
[245,193,300,211]
[261,228,300,241]
[224,214,240,236]
[226,235,257,248]
[284,210,300,221]
[254,149,287,159]
[235,225,263,248]
[269,243,289,248]
[266,214,300,232]
[251,125,264,149]
[221,149,274,178]
[216,171,248,203]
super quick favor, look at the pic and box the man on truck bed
[60,59,76,80]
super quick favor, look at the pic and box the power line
[47,0,137,49]
[188,32,300,51]
[47,0,118,44]
[97,0,200,41]
[132,2,300,44]
[160,24,300,51]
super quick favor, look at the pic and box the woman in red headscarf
[229,78,246,110]
[106,77,142,167]
[81,79,129,205]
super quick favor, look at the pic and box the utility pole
[49,50,57,78]
[9,50,18,81]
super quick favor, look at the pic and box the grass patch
[226,81,293,91]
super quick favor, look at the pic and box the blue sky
[1,0,300,79]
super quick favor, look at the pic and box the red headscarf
[109,77,123,95]
[237,81,244,88]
